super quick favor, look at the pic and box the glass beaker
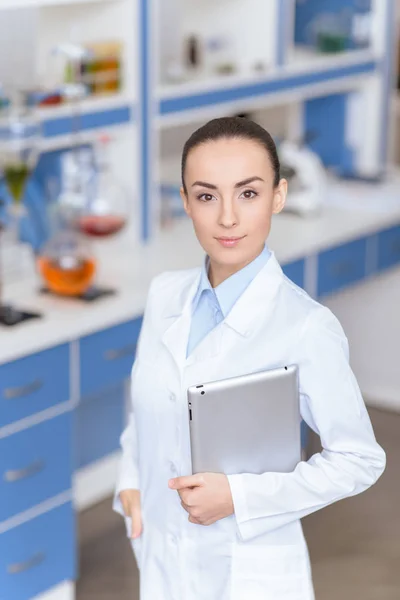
[37,204,96,297]
[76,134,129,238]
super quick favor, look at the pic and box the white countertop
[1,172,400,365]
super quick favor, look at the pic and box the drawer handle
[104,344,136,361]
[8,552,45,575]
[4,379,43,400]
[330,261,355,277]
[4,459,45,483]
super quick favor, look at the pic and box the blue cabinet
[75,383,126,469]
[377,225,400,271]
[0,344,70,428]
[0,412,72,522]
[317,238,368,297]
[79,318,142,397]
[282,259,305,288]
[0,502,75,600]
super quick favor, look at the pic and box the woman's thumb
[130,495,142,539]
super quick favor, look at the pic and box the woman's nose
[218,200,238,229]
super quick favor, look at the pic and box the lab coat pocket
[231,542,313,600]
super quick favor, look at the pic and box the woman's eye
[241,189,257,199]
[198,193,215,202]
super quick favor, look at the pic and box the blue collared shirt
[187,245,271,357]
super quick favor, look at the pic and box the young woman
[114,117,385,600]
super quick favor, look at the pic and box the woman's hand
[119,489,142,539]
[168,473,234,526]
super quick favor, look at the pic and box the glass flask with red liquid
[37,204,96,297]
[77,134,129,238]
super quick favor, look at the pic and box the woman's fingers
[131,494,143,539]
[188,514,201,525]
[181,500,190,513]
[119,489,143,539]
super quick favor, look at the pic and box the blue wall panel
[305,93,354,174]
[294,0,372,49]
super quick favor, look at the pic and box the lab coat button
[169,461,177,474]
[169,392,176,403]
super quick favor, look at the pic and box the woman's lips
[216,236,245,248]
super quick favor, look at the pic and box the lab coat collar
[161,254,284,370]
[162,269,202,319]
[223,252,283,338]
[161,270,202,370]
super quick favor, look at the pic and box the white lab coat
[113,252,385,600]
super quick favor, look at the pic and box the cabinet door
[317,238,367,297]
[0,344,70,428]
[0,413,72,522]
[0,502,75,600]
[75,383,126,470]
[79,318,142,397]
[377,225,400,271]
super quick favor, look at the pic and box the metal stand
[0,219,41,327]
[40,285,115,303]
[0,304,41,327]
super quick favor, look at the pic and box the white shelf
[285,45,376,73]
[35,92,134,151]
[37,92,132,120]
[0,0,119,9]
[157,46,376,127]
[158,70,268,102]
[159,47,376,100]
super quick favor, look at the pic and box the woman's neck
[208,246,265,288]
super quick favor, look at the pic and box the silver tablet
[187,365,301,476]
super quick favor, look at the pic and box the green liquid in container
[4,163,31,203]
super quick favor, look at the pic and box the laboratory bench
[1,174,400,600]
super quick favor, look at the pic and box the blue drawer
[282,259,305,288]
[0,344,70,428]
[317,238,367,297]
[0,413,72,522]
[80,318,142,397]
[377,225,400,271]
[75,383,125,469]
[0,502,75,600]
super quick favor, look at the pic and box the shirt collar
[192,244,271,317]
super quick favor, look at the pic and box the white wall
[324,268,400,412]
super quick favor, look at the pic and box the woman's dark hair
[181,116,281,194]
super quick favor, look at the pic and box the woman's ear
[180,187,191,217]
[272,178,287,215]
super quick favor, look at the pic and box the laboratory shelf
[0,0,120,9]
[158,55,377,124]
[285,46,377,74]
[35,93,134,150]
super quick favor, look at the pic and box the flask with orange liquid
[37,201,96,297]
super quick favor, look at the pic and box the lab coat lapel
[161,270,201,372]
[224,252,284,338]
[186,253,284,366]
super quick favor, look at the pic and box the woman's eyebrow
[234,176,264,188]
[191,181,218,190]
[191,176,264,190]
